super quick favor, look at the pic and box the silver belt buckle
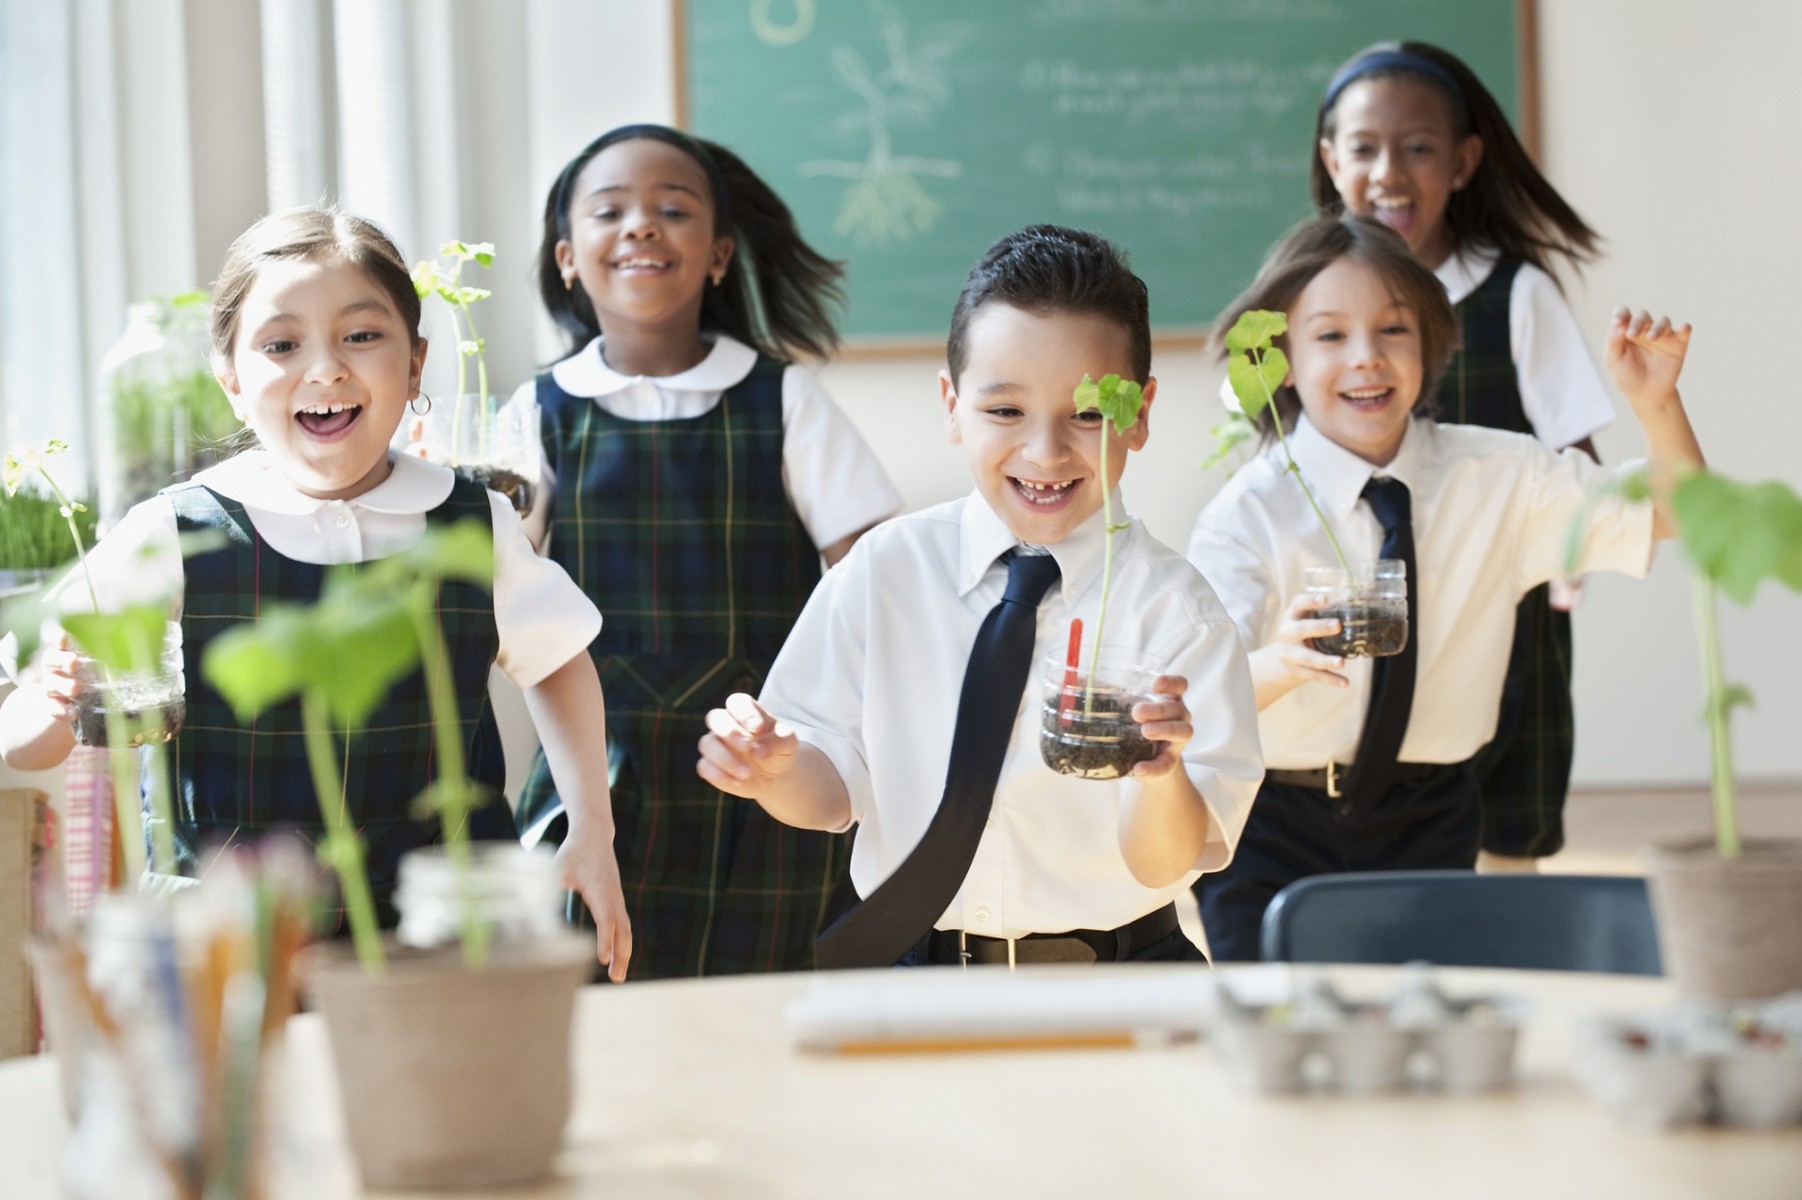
[957,929,970,970]
[1326,760,1342,799]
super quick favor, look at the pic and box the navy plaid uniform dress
[1437,258,1576,857]
[162,479,514,927]
[515,355,851,978]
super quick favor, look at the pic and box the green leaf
[1703,683,1756,722]
[201,608,310,722]
[1098,377,1144,435]
[1072,373,1101,413]
[1223,310,1287,354]
[1227,352,1270,420]
[1259,346,1289,398]
[452,286,491,305]
[63,605,169,675]
[303,597,420,728]
[2,457,22,497]
[1674,472,1802,604]
[1203,412,1257,471]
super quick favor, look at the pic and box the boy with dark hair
[698,225,1262,967]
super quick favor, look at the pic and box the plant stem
[1692,576,1740,858]
[1254,350,1351,573]
[458,301,490,462]
[101,706,147,884]
[300,691,385,971]
[446,304,468,463]
[1083,423,1117,717]
[407,585,490,967]
[35,466,99,614]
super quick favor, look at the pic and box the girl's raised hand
[1606,307,1691,404]
[698,693,799,798]
[1248,592,1350,710]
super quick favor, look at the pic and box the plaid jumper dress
[516,355,851,979]
[162,479,513,926]
[1438,258,1576,857]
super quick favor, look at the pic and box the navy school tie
[1339,476,1418,808]
[815,550,1063,969]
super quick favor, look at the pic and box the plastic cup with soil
[415,394,541,515]
[1039,649,1159,780]
[71,620,186,748]
[1303,560,1408,658]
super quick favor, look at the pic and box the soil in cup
[1307,604,1408,658]
[1040,692,1157,780]
[72,692,186,748]
[463,466,535,515]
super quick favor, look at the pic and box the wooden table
[3,965,1799,1199]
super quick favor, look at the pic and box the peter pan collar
[1435,242,1502,307]
[548,333,759,397]
[193,450,457,516]
[956,487,1120,610]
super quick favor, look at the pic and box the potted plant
[1207,310,1408,659]
[410,242,539,513]
[1613,469,1802,999]
[201,519,590,1189]
[1038,372,1159,779]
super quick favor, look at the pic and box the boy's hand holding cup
[1129,674,1196,780]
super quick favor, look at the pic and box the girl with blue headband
[1312,41,1610,870]
[512,125,903,978]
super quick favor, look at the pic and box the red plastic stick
[1060,618,1082,726]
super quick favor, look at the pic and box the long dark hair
[537,124,845,361]
[1215,215,1461,439]
[1312,41,1602,284]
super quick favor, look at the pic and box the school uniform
[759,490,1263,966]
[71,451,600,924]
[1435,245,1616,857]
[510,334,904,978]
[1186,415,1654,960]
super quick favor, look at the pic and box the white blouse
[507,334,904,552]
[760,491,1264,938]
[58,451,599,690]
[1188,416,1655,769]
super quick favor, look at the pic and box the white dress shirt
[59,451,599,689]
[1436,244,1616,452]
[760,491,1264,938]
[1187,416,1655,769]
[506,333,904,551]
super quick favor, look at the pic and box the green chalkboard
[678,0,1527,345]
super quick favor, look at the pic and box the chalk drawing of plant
[799,1,968,248]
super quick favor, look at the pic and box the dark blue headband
[554,123,733,234]
[1321,50,1466,117]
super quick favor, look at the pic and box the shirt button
[334,512,351,528]
[975,907,991,923]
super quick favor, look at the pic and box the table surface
[4,965,1800,1200]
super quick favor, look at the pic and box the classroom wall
[168,1,1802,791]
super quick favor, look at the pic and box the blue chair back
[1259,871,1663,975]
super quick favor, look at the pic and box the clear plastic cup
[1039,647,1159,780]
[1303,560,1408,659]
[71,621,186,748]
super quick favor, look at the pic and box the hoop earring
[409,393,433,416]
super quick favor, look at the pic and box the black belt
[1264,760,1457,798]
[924,902,1180,966]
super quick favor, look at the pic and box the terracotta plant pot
[1645,838,1802,1001]
[305,932,592,1189]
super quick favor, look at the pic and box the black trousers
[1195,763,1481,962]
[894,926,1206,967]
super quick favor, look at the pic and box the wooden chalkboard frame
[674,0,1539,358]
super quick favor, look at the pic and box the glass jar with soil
[71,621,186,748]
[412,395,540,515]
[1303,560,1408,658]
[1039,648,1160,780]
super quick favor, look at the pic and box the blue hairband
[1321,50,1466,117]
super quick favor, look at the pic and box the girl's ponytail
[699,139,844,362]
[1311,41,1602,284]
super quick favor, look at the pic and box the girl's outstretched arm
[1605,307,1705,540]
[524,652,633,981]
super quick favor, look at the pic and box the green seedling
[1566,469,1802,859]
[412,241,496,458]
[203,521,499,972]
[1216,310,1352,572]
[1071,372,1143,713]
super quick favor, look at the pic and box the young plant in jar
[411,242,538,514]
[1215,310,1407,658]
[1038,373,1159,780]
[3,439,186,879]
